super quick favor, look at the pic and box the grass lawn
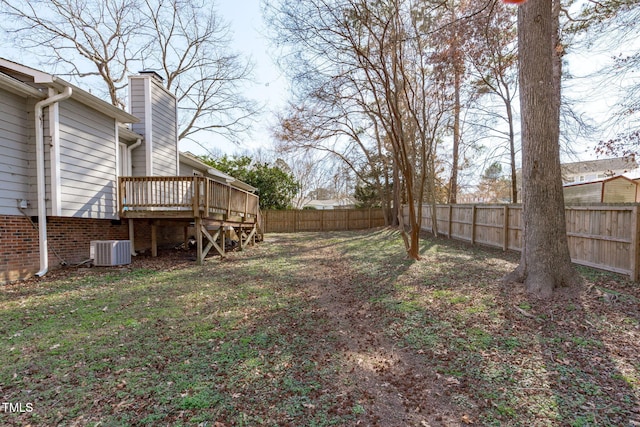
[1,228,639,426]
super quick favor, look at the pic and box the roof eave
[50,78,139,124]
[0,72,46,98]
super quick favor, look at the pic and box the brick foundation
[1,215,189,284]
[1,215,129,284]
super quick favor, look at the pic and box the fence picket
[403,203,640,280]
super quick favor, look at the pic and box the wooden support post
[243,225,257,250]
[151,220,158,257]
[195,217,203,265]
[630,206,639,281]
[503,205,509,251]
[220,225,226,255]
[128,218,136,255]
[196,221,223,264]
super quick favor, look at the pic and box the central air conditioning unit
[90,240,131,266]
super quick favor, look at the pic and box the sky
[1,0,636,165]
[178,0,289,157]
[198,0,637,164]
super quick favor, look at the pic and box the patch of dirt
[294,243,471,426]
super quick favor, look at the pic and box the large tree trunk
[504,0,579,298]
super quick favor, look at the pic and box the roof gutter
[34,87,72,277]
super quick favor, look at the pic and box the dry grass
[1,228,638,426]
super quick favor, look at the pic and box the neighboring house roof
[561,156,637,177]
[0,57,139,124]
[303,197,357,209]
[563,174,637,188]
[179,152,257,193]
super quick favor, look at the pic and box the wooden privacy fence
[263,208,386,233]
[405,204,640,280]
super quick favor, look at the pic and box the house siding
[129,77,148,177]
[0,88,35,216]
[179,161,204,177]
[58,98,118,219]
[129,75,177,177]
[150,78,178,176]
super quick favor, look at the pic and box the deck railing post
[204,177,210,216]
[118,177,125,217]
[192,176,200,217]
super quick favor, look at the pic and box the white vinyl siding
[0,88,34,215]
[58,98,117,219]
[149,78,178,176]
[129,75,178,177]
[129,77,148,176]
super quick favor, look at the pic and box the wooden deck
[118,176,261,264]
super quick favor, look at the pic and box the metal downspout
[34,87,72,277]
[127,138,142,256]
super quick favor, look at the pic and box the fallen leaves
[1,230,639,426]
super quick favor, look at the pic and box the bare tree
[465,2,520,202]
[569,0,640,156]
[141,0,258,143]
[0,0,257,144]
[0,0,146,107]
[266,0,450,259]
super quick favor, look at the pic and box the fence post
[448,205,453,238]
[631,206,639,281]
[262,210,268,234]
[471,205,477,245]
[503,205,509,251]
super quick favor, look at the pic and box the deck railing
[119,176,259,221]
